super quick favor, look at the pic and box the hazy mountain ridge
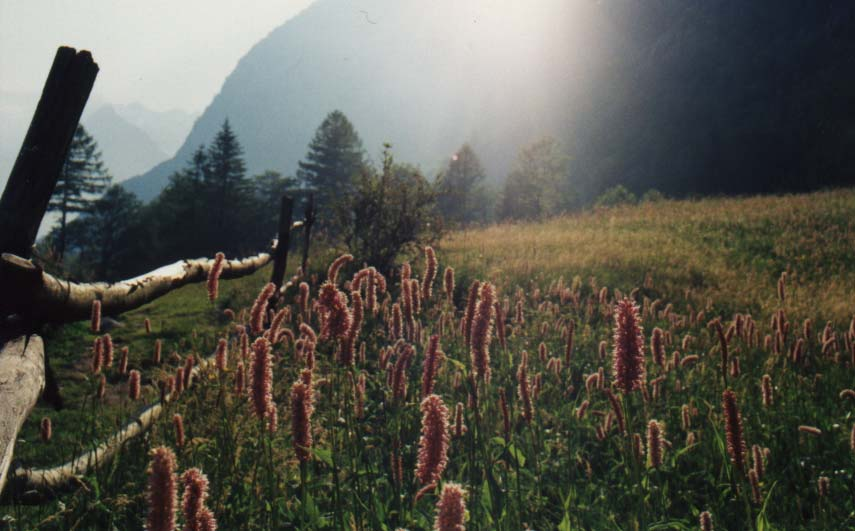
[2,95,198,188]
[82,105,169,181]
[111,103,198,156]
[14,0,847,203]
[122,0,591,201]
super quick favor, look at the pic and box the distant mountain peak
[82,104,169,182]
[111,103,199,156]
[121,0,580,202]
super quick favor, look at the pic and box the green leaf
[558,512,572,531]
[507,443,526,467]
[447,358,467,372]
[563,488,574,511]
[304,492,320,522]
[648,521,692,530]
[479,479,494,525]
[310,447,334,467]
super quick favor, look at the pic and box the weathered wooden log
[8,403,163,504]
[0,336,45,498]
[301,193,315,276]
[0,249,273,324]
[0,47,98,259]
[6,348,219,503]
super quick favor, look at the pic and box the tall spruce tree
[48,124,111,260]
[204,119,251,254]
[435,143,489,226]
[297,110,366,227]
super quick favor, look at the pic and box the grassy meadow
[445,189,855,324]
[3,189,855,530]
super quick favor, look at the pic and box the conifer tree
[67,185,142,280]
[49,125,111,260]
[247,170,301,250]
[152,145,211,261]
[204,119,251,253]
[297,110,366,226]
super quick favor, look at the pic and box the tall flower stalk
[470,282,495,384]
[416,394,451,487]
[722,389,747,472]
[612,298,646,394]
[146,446,177,531]
[249,338,274,423]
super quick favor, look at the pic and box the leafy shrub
[641,188,666,202]
[336,144,441,273]
[594,184,637,207]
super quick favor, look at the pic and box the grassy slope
[444,189,855,324]
[16,268,271,467]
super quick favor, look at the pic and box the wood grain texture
[0,336,45,497]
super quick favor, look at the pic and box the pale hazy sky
[0,0,314,113]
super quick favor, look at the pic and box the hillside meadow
[445,189,855,325]
[3,189,854,530]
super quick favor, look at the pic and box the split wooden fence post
[269,195,294,308]
[0,47,98,498]
[301,193,315,277]
[0,47,98,259]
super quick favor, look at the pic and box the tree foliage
[499,137,569,220]
[246,170,304,251]
[203,119,253,254]
[297,110,366,227]
[337,144,440,273]
[147,147,210,262]
[48,125,111,259]
[47,120,304,281]
[435,144,490,226]
[594,185,637,208]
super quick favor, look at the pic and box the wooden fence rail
[4,344,221,504]
[0,336,45,498]
[1,250,275,324]
[0,47,313,501]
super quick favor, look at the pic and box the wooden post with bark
[0,47,98,497]
[0,47,322,503]
[0,47,98,259]
[1,251,275,324]
[302,193,315,277]
[269,195,294,295]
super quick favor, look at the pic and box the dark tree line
[57,83,840,281]
[43,113,445,280]
[41,112,613,283]
[44,121,305,281]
